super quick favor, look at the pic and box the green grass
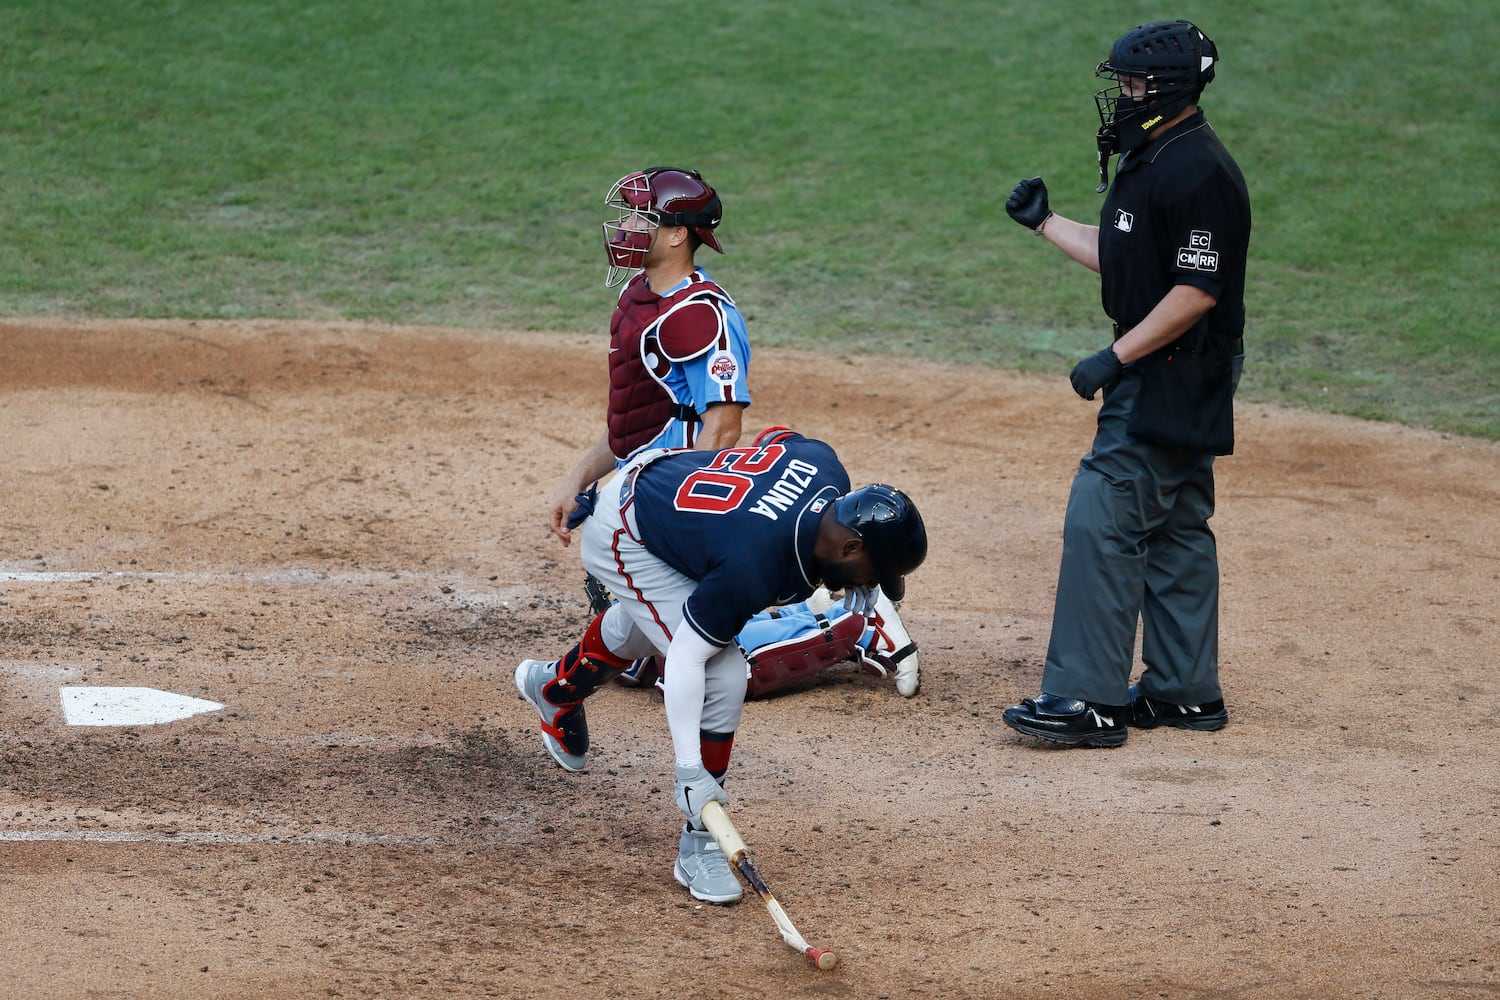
[3,0,1498,436]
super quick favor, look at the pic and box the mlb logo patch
[708,350,739,384]
[1114,210,1134,233]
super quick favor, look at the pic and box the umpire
[1000,20,1251,748]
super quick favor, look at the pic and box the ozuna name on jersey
[672,444,819,521]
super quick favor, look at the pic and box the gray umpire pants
[1040,361,1238,707]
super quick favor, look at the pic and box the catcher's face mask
[603,171,661,287]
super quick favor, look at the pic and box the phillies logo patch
[708,350,739,384]
[1176,230,1219,272]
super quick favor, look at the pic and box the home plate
[60,687,225,727]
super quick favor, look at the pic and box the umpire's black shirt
[1098,109,1251,347]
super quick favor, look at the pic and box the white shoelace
[692,838,734,883]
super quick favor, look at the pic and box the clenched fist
[1005,176,1051,231]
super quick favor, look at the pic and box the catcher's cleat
[514,659,589,772]
[859,591,920,697]
[613,656,660,689]
[1123,684,1228,731]
[1001,692,1128,748]
[674,826,743,905]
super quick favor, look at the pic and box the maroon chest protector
[606,273,726,459]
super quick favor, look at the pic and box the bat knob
[809,948,838,971]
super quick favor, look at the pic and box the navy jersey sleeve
[679,546,788,646]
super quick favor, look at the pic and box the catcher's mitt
[582,572,613,615]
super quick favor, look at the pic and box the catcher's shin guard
[744,611,865,698]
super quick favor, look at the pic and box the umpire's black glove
[1070,347,1123,400]
[1005,177,1052,231]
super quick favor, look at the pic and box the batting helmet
[602,167,723,286]
[1094,20,1218,156]
[832,484,927,602]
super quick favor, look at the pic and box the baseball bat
[699,801,838,971]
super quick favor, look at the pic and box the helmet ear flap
[1196,29,1217,94]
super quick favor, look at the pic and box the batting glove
[565,482,599,530]
[1005,177,1052,231]
[1069,347,1124,400]
[674,764,729,829]
[842,585,879,619]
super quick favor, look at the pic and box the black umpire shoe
[1123,684,1229,731]
[1001,693,1127,748]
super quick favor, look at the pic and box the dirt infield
[1,319,1497,999]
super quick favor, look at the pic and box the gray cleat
[514,658,588,772]
[674,826,743,905]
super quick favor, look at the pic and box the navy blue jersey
[627,430,851,646]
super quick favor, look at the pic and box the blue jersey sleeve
[666,301,751,415]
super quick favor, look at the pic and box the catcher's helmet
[832,484,927,602]
[602,167,723,286]
[1094,20,1217,156]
